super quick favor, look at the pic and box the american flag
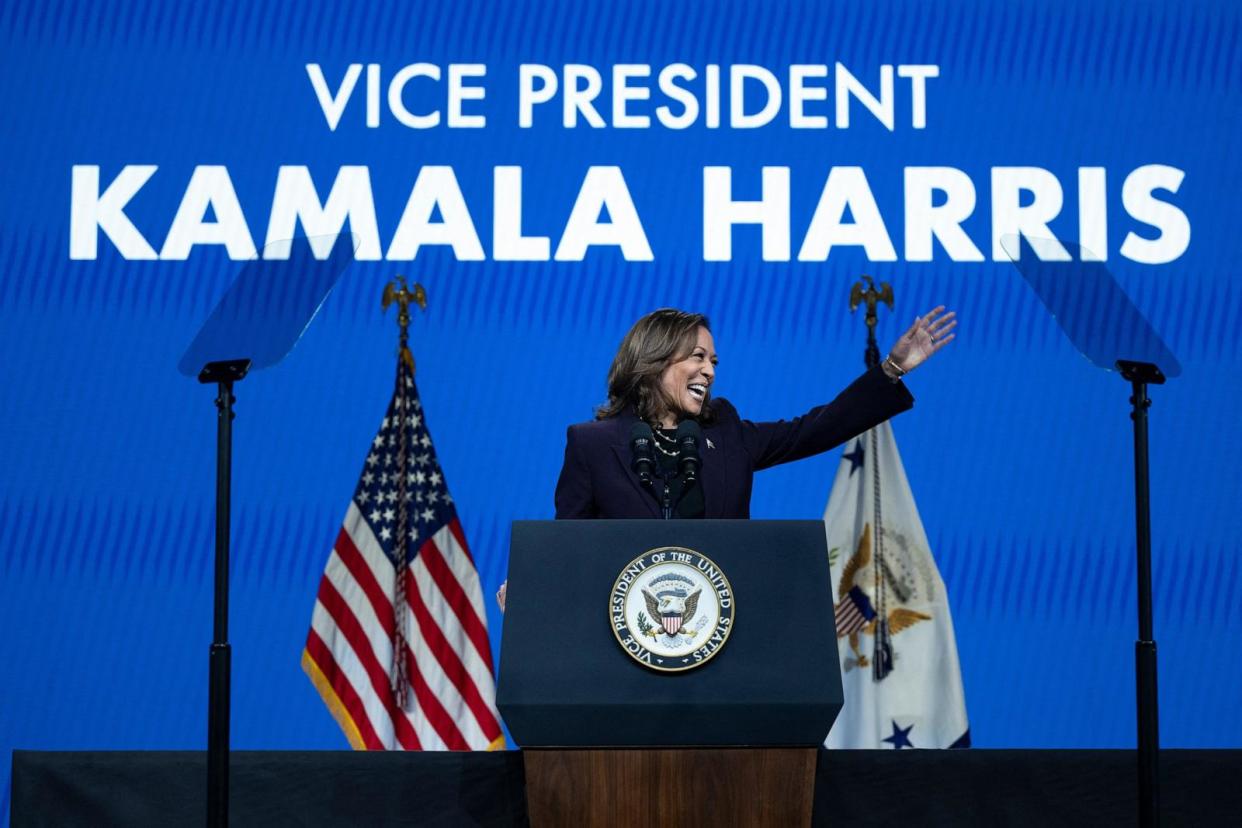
[302,359,505,751]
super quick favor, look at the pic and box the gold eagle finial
[382,276,428,374]
[849,275,894,368]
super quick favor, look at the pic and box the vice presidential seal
[609,546,735,672]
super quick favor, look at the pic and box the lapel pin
[706,437,716,450]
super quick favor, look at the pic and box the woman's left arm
[741,305,956,470]
[740,367,914,470]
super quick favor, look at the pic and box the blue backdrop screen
[2,0,1240,816]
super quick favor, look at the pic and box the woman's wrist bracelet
[881,355,906,381]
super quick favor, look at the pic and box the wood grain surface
[524,748,816,827]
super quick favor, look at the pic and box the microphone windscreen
[629,422,656,485]
[674,420,702,444]
[630,422,655,443]
[675,420,702,483]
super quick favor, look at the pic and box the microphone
[675,421,702,485]
[629,422,656,487]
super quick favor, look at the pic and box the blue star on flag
[844,441,865,475]
[883,720,915,749]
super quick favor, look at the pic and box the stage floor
[12,748,1242,826]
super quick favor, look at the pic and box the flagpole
[850,277,897,679]
[381,277,427,712]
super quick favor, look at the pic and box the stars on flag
[351,383,457,566]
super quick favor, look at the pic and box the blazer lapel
[699,420,727,518]
[610,443,662,518]
[608,414,660,518]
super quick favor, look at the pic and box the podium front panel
[497,520,843,747]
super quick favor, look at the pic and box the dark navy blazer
[554,365,914,519]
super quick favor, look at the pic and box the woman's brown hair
[596,308,715,424]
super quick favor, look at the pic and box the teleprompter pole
[1118,359,1163,828]
[198,358,251,828]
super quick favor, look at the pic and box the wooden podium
[523,748,817,827]
[499,521,840,828]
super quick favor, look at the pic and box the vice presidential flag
[823,420,970,749]
[303,357,505,751]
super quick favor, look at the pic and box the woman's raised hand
[888,306,957,374]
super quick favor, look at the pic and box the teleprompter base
[522,747,817,828]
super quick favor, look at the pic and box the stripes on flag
[834,585,877,638]
[303,368,505,751]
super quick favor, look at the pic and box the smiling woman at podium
[496,305,955,609]
[553,306,955,519]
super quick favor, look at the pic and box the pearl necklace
[651,425,679,457]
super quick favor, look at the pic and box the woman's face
[657,326,717,422]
